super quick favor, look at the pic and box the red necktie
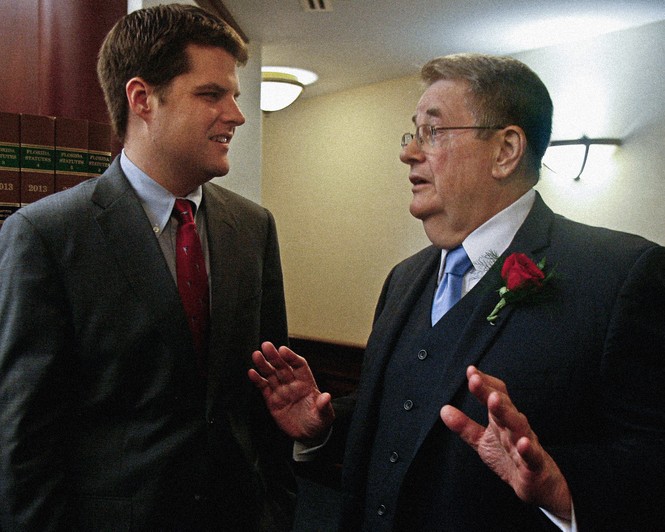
[173,199,210,375]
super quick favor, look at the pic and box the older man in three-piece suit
[338,191,665,531]
[0,5,294,531]
[250,53,665,531]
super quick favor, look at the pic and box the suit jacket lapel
[200,184,240,398]
[91,160,192,358]
[361,247,440,394]
[428,192,556,419]
[344,247,440,474]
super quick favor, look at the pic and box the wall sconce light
[260,67,318,112]
[547,135,622,180]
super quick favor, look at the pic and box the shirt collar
[120,150,203,235]
[437,189,536,282]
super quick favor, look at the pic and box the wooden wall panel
[0,0,126,125]
[0,0,42,115]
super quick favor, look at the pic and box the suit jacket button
[403,399,413,411]
[417,349,428,360]
[377,504,387,516]
[389,451,399,463]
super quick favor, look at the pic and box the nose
[400,136,425,165]
[225,96,246,127]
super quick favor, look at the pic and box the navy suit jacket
[338,194,665,531]
[0,159,295,531]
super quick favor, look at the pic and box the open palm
[249,342,335,443]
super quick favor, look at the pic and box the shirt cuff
[292,428,333,462]
[540,499,576,532]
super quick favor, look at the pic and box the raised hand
[249,341,335,443]
[440,366,572,520]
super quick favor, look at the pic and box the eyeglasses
[401,125,504,150]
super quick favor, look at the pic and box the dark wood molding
[289,336,363,398]
[195,0,249,43]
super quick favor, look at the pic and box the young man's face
[146,43,246,193]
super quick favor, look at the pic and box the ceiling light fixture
[260,67,318,112]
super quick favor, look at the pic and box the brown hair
[97,3,248,142]
[421,53,552,176]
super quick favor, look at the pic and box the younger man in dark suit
[250,53,665,530]
[0,4,294,530]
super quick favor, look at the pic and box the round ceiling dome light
[260,67,318,112]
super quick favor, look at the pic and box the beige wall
[527,20,665,244]
[212,40,264,204]
[263,76,430,345]
[263,20,665,346]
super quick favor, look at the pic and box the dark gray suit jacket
[0,159,295,531]
[338,194,665,531]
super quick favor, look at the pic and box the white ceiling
[221,0,665,99]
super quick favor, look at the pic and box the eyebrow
[411,108,443,124]
[195,82,240,98]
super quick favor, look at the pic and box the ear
[126,77,153,119]
[492,125,527,180]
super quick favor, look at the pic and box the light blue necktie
[431,245,472,325]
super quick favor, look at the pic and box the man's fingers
[250,349,296,391]
[440,405,484,449]
[277,345,311,371]
[485,392,546,472]
[487,390,531,438]
[251,350,277,378]
[251,343,318,393]
[466,366,508,404]
[248,368,279,404]
[262,343,291,370]
[256,343,305,385]
[514,435,542,468]
[248,367,269,389]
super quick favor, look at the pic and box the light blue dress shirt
[119,150,210,286]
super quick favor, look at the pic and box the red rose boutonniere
[486,252,556,323]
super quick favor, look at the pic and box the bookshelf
[0,113,112,227]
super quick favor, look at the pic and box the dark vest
[354,269,560,532]
[362,271,452,531]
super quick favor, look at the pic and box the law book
[55,116,89,192]
[0,112,21,227]
[20,113,55,205]
[87,120,112,177]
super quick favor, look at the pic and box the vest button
[389,451,399,463]
[403,399,413,411]
[377,504,387,516]
[417,349,428,360]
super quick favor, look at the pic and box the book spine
[87,121,112,177]
[0,112,21,227]
[20,114,55,206]
[55,117,88,192]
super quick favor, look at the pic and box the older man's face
[400,79,501,249]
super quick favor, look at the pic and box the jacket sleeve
[259,210,289,347]
[0,212,76,531]
[552,244,665,530]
